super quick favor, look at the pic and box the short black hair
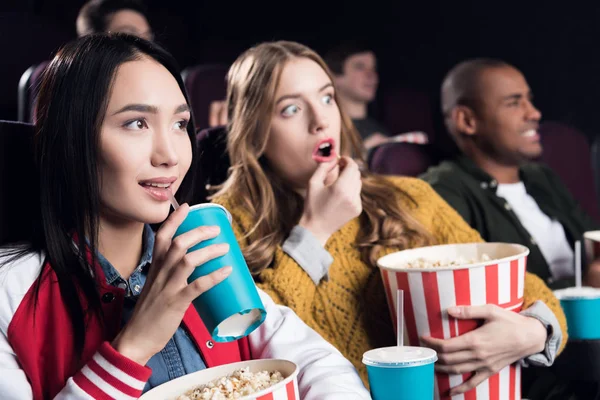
[323,40,374,75]
[441,58,512,117]
[76,0,151,37]
[441,58,515,140]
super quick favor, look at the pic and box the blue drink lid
[554,287,600,300]
[363,346,437,368]
[188,203,232,224]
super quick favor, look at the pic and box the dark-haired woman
[0,34,369,399]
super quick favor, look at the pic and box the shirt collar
[97,224,155,286]
[455,155,526,192]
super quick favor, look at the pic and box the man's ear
[452,105,478,136]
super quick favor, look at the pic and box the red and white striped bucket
[139,359,299,400]
[377,242,529,400]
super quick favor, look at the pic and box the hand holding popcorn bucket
[377,243,529,400]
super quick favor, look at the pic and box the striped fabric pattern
[72,342,151,400]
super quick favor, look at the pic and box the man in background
[324,42,391,150]
[76,0,153,40]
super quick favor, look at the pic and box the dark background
[1,0,599,140]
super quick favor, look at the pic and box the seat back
[18,60,50,123]
[192,126,230,204]
[369,142,438,177]
[538,121,600,221]
[0,120,38,245]
[182,64,229,131]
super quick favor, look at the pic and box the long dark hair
[3,33,196,359]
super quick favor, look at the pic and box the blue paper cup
[363,346,437,400]
[554,287,600,340]
[174,203,266,343]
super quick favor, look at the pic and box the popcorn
[402,254,491,269]
[177,368,284,400]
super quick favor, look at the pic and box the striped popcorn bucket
[377,243,529,400]
[139,359,299,400]
[584,231,600,267]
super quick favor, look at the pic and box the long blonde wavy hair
[214,41,434,276]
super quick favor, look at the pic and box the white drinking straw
[575,240,582,288]
[397,289,404,347]
[167,190,180,211]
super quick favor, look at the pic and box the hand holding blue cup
[174,204,266,342]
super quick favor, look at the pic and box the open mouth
[139,177,177,201]
[312,138,337,162]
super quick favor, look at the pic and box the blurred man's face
[333,51,378,104]
[106,9,153,41]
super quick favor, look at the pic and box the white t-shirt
[496,182,574,279]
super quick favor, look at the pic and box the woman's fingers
[435,361,485,375]
[436,349,476,366]
[449,370,491,396]
[169,243,230,284]
[156,225,221,283]
[421,334,472,354]
[181,267,233,302]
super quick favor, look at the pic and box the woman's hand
[112,203,232,365]
[299,157,362,245]
[421,304,547,396]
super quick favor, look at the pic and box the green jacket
[421,156,599,288]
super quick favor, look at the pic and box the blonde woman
[212,41,567,395]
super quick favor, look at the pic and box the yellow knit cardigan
[214,177,568,385]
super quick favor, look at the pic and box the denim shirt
[96,225,207,393]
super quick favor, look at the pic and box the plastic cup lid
[554,286,600,300]
[362,346,437,368]
[188,203,232,224]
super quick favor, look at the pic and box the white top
[496,182,574,279]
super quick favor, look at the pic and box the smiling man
[422,58,599,291]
